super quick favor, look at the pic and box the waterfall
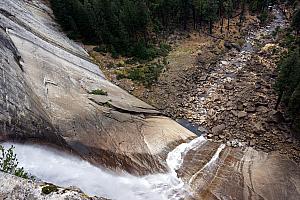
[1,137,212,200]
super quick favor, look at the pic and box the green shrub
[110,47,119,59]
[88,89,108,96]
[128,66,145,82]
[127,63,164,86]
[0,145,30,179]
[125,58,138,65]
[258,10,268,24]
[292,9,300,33]
[158,43,171,57]
[115,69,128,80]
[42,185,59,195]
[93,45,107,53]
[129,41,171,61]
[275,48,300,137]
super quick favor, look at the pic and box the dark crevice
[88,98,164,117]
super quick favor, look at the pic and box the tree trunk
[227,16,230,32]
[275,91,283,110]
[209,19,213,34]
[192,6,196,30]
[221,17,224,33]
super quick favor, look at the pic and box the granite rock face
[177,140,300,200]
[0,172,108,200]
[0,0,194,175]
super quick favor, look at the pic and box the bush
[111,48,120,59]
[127,63,164,86]
[292,9,300,33]
[158,43,171,57]
[115,69,128,80]
[258,10,268,24]
[0,145,30,179]
[125,58,138,65]
[93,45,107,53]
[88,89,108,96]
[42,185,59,195]
[129,42,171,61]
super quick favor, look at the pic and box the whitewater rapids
[1,137,210,200]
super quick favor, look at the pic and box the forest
[50,0,281,60]
[275,8,300,136]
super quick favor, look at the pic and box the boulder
[238,111,248,118]
[212,124,226,134]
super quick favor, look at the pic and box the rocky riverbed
[114,7,300,163]
[177,8,300,162]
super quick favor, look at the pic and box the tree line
[275,4,300,137]
[50,0,276,60]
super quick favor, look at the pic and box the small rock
[237,101,244,110]
[226,141,232,147]
[255,82,262,90]
[286,138,293,143]
[198,126,208,133]
[238,111,248,118]
[231,110,238,117]
[246,105,256,112]
[256,106,269,113]
[199,75,208,81]
[212,124,226,134]
[221,61,229,65]
[219,135,225,139]
[224,83,234,90]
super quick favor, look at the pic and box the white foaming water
[188,144,226,185]
[1,137,206,200]
[166,136,206,199]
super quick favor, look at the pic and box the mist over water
[1,143,167,199]
[1,137,208,199]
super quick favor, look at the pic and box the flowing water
[1,137,211,200]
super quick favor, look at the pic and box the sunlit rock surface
[0,0,194,175]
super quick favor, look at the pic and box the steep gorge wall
[0,0,194,175]
[0,27,64,145]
